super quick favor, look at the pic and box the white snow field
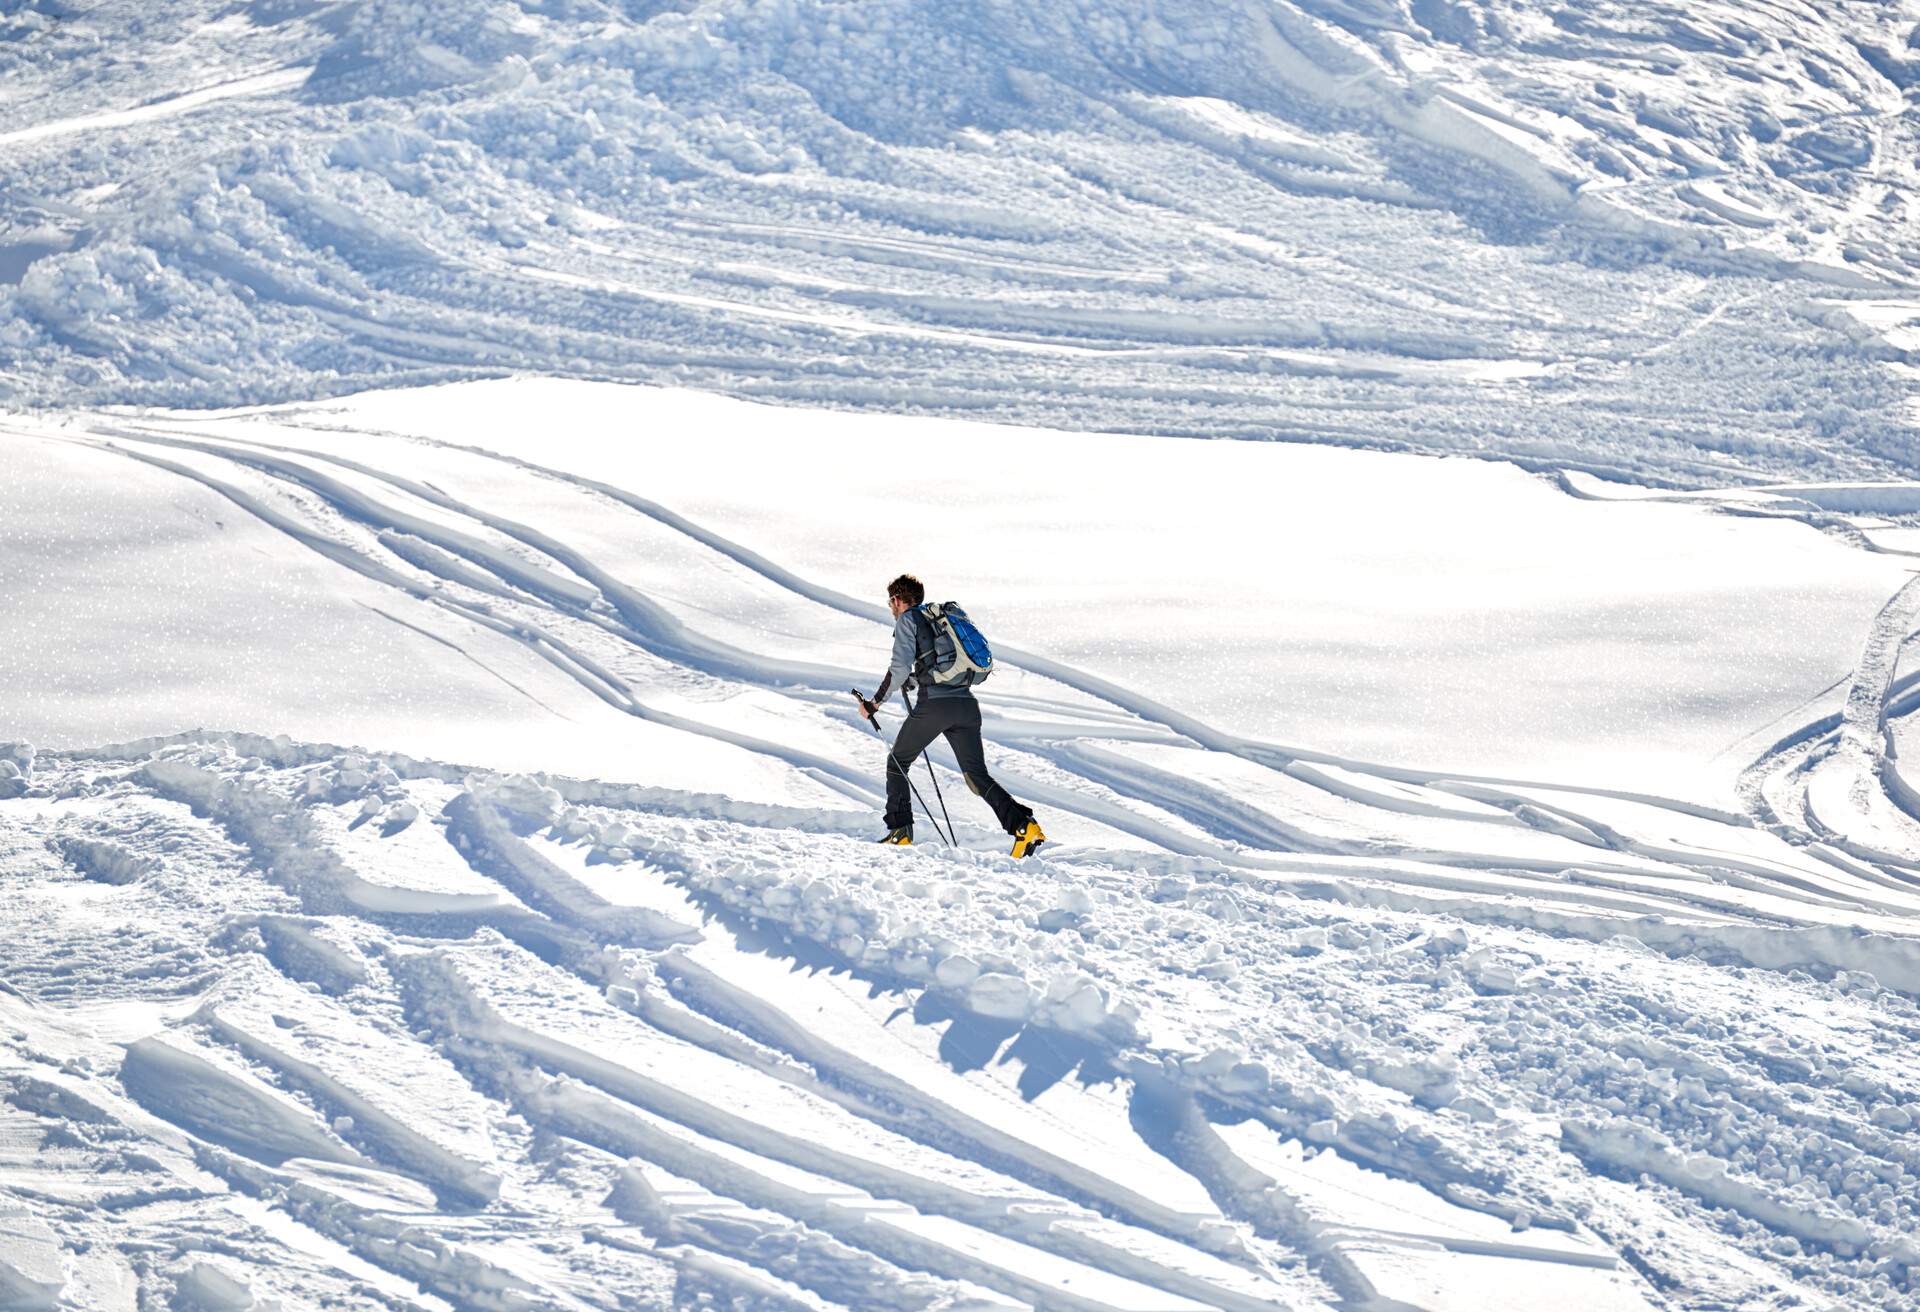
[4,0,1920,1308]
[3,382,1920,1311]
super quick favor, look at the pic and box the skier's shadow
[911,994,1118,1101]
[690,896,1116,1102]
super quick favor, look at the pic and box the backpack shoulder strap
[907,605,937,667]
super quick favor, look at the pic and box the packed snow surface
[4,381,1920,1309]
[7,381,1912,805]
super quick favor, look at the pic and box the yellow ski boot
[878,826,913,846]
[1010,819,1047,858]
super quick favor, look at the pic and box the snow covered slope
[5,0,1920,1306]
[10,380,1912,805]
[2,0,1918,483]
[4,381,1920,1309]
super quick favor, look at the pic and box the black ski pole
[851,690,950,846]
[924,758,956,847]
[902,686,956,847]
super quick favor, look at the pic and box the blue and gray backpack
[915,602,994,687]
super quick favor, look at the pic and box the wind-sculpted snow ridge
[1,0,1918,483]
[5,405,1920,1308]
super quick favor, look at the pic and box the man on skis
[854,574,1047,857]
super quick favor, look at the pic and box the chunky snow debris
[4,709,1918,1309]
[1,0,1917,483]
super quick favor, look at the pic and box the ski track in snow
[2,413,1919,1309]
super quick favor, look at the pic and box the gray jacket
[877,607,971,705]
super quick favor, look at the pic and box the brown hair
[887,573,925,606]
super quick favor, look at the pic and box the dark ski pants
[885,696,1032,836]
